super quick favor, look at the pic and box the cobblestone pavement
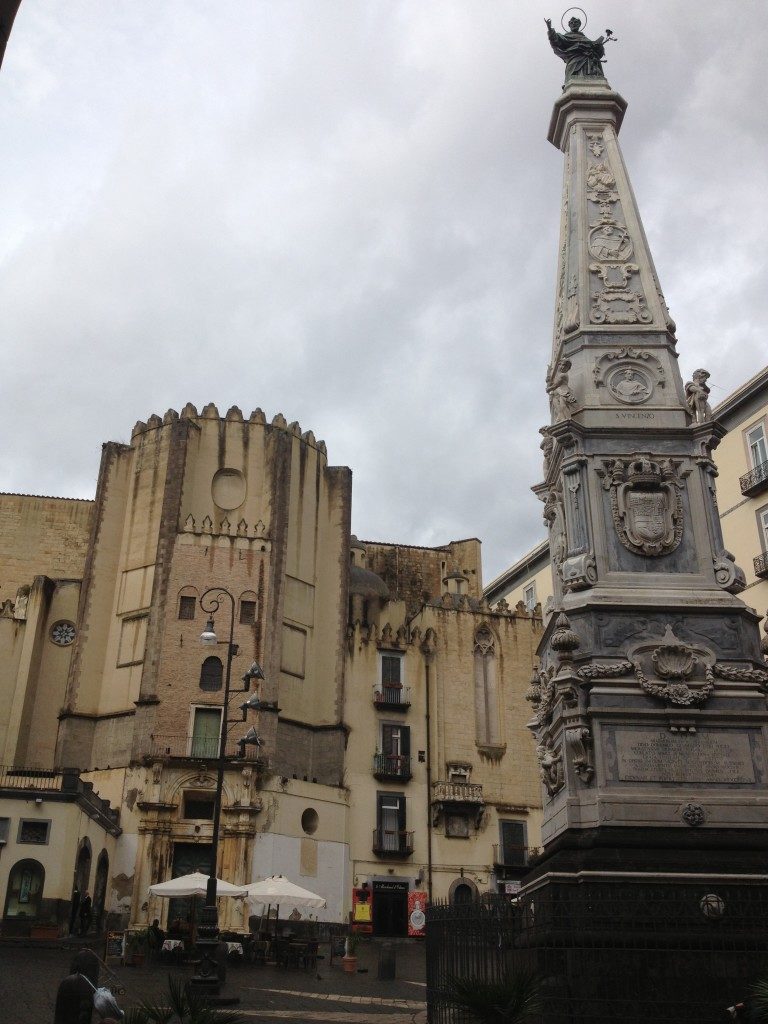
[0,939,427,1023]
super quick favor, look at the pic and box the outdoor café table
[161,939,184,963]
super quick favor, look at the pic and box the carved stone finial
[551,611,580,661]
[202,402,220,420]
[685,369,713,423]
[761,612,768,662]
[180,402,198,420]
[225,405,244,422]
[249,408,266,424]
[163,409,179,425]
[545,15,615,85]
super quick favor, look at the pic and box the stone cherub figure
[545,16,614,83]
[685,368,713,423]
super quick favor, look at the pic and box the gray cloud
[1,1,765,583]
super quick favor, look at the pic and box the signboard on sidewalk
[407,890,427,937]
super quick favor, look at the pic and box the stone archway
[448,876,479,904]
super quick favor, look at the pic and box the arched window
[4,859,45,920]
[199,657,223,692]
[474,626,501,747]
[453,882,474,905]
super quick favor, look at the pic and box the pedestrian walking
[79,892,92,936]
[53,949,99,1024]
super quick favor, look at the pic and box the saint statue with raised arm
[546,16,608,83]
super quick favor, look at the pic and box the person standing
[78,892,92,936]
[69,887,81,936]
[53,949,99,1024]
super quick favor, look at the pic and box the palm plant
[749,977,768,1021]
[125,976,246,1024]
[447,969,540,1024]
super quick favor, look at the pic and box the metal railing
[148,733,265,762]
[740,459,768,497]
[0,765,63,791]
[372,753,412,780]
[372,685,411,709]
[432,780,484,804]
[755,552,768,579]
[372,828,414,857]
[492,843,539,868]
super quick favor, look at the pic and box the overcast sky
[1,2,766,584]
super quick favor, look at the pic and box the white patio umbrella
[244,875,326,935]
[149,872,248,898]
[243,875,326,909]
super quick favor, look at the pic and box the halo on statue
[561,7,587,31]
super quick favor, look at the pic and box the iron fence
[372,753,412,780]
[754,552,768,579]
[426,882,768,1024]
[373,685,412,708]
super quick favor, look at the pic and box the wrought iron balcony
[148,733,267,764]
[740,460,768,497]
[492,843,540,869]
[755,552,768,579]
[372,753,412,781]
[373,685,411,710]
[372,828,414,858]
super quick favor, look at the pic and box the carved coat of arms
[599,456,686,557]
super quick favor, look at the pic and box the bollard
[377,941,396,980]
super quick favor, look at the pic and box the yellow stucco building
[0,404,542,939]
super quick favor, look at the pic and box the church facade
[0,404,542,937]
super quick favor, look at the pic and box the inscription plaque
[615,728,755,785]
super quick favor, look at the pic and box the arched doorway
[3,859,45,929]
[92,850,109,934]
[448,876,479,905]
[75,837,92,893]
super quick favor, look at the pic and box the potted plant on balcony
[342,933,358,974]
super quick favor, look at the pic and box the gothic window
[199,656,223,692]
[474,626,501,748]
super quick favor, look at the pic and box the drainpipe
[425,658,433,901]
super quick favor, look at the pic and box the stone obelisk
[523,17,768,1018]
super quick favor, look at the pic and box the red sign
[407,890,427,937]
[351,887,373,933]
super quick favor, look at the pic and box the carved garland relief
[583,133,653,326]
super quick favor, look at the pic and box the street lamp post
[192,587,264,996]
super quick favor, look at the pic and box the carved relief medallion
[607,366,653,404]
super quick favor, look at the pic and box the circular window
[301,808,319,835]
[50,621,76,646]
[211,468,247,510]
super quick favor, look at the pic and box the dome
[349,564,389,600]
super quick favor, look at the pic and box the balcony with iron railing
[372,828,414,858]
[0,765,121,834]
[147,733,267,765]
[372,753,412,781]
[492,843,540,870]
[372,685,411,710]
[740,460,768,498]
[755,552,768,579]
